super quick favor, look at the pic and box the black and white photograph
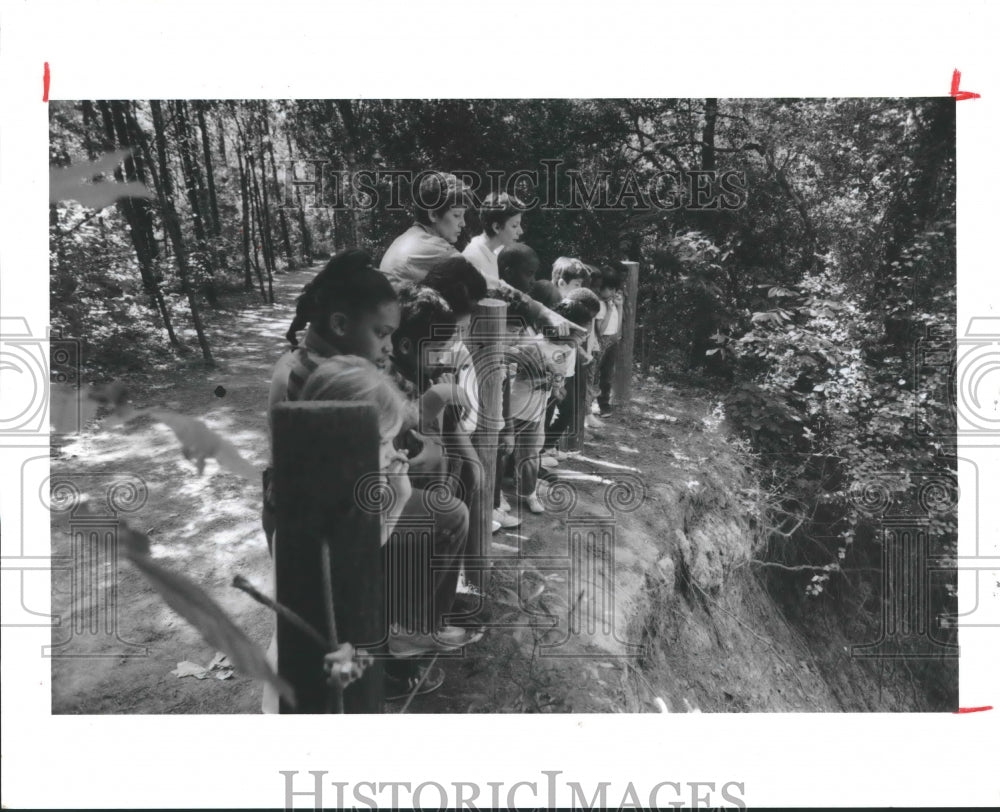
[45,96,960,716]
[2,1,998,809]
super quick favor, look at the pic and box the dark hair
[551,256,588,285]
[593,263,625,291]
[479,192,524,237]
[286,249,397,346]
[392,283,458,353]
[527,279,561,309]
[553,297,597,328]
[563,286,602,318]
[422,257,487,317]
[498,244,540,291]
[412,171,473,226]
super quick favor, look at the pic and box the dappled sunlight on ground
[50,268,318,714]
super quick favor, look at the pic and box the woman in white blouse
[461,192,524,284]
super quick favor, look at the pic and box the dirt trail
[51,265,910,714]
[51,268,317,714]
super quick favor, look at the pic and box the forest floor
[50,264,933,715]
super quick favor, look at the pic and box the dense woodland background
[49,98,958,700]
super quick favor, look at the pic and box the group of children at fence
[263,172,625,705]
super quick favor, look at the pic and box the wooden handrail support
[271,400,385,713]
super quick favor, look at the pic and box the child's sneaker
[491,518,503,534]
[385,665,446,701]
[524,493,545,514]
[585,414,605,429]
[539,452,559,467]
[388,626,477,657]
[598,407,613,419]
[498,493,513,513]
[493,508,521,529]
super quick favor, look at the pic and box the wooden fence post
[272,401,385,713]
[613,260,640,407]
[467,297,507,592]
[563,354,587,452]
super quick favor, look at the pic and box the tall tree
[261,103,295,266]
[146,100,214,364]
[234,139,256,293]
[194,101,222,238]
[285,126,313,263]
[94,100,180,347]
[172,100,219,305]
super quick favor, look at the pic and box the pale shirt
[461,233,501,285]
[451,338,480,434]
[563,347,577,378]
[600,298,621,336]
[379,223,459,286]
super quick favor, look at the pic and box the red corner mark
[954,705,993,714]
[950,69,980,101]
[42,62,50,102]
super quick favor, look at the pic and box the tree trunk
[262,104,295,267]
[149,100,214,365]
[252,108,280,277]
[701,98,717,172]
[235,146,255,293]
[172,100,219,306]
[195,101,222,238]
[285,127,313,263]
[215,113,228,164]
[333,100,363,244]
[95,101,180,348]
[248,151,274,302]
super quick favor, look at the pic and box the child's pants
[261,485,468,713]
[512,418,544,497]
[543,375,578,452]
[384,487,468,634]
[597,336,620,411]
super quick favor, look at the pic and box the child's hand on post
[543,311,572,338]
[323,643,374,690]
[383,450,412,513]
[407,429,444,473]
[499,425,514,455]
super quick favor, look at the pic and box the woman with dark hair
[462,192,524,284]
[379,172,474,286]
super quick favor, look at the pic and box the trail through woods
[51,266,929,713]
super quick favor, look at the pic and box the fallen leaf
[171,660,210,679]
[119,521,294,706]
[151,409,258,479]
